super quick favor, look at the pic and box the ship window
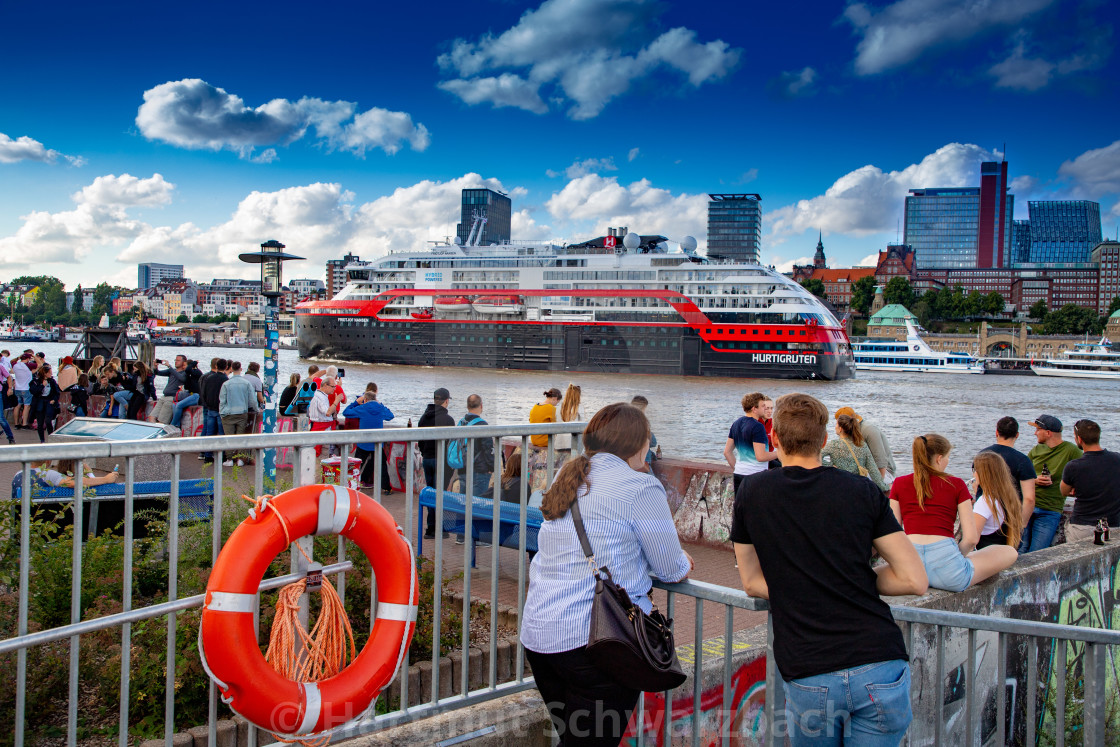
[800,330,806,336]
[765,330,770,335]
[672,341,678,347]
[489,337,495,343]
[614,340,620,345]
[601,340,607,345]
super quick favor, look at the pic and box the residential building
[138,262,184,289]
[65,289,97,312]
[288,278,326,299]
[326,253,360,298]
[1025,200,1102,264]
[904,161,1013,270]
[706,194,762,263]
[456,188,512,246]
[1091,240,1120,314]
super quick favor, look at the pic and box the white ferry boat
[853,320,984,374]
[296,221,855,380]
[1031,338,1120,380]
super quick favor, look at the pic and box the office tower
[456,188,512,246]
[1027,201,1102,264]
[1012,220,1032,264]
[905,161,1013,270]
[707,194,762,263]
[137,263,184,290]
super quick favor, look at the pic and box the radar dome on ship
[680,236,698,253]
[623,232,641,250]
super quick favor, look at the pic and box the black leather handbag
[570,499,687,692]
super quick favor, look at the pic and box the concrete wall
[653,457,736,550]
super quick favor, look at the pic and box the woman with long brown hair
[522,403,693,745]
[820,411,887,492]
[972,451,1025,550]
[889,434,1018,591]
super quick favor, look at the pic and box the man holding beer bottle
[1022,414,1082,552]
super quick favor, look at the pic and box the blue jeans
[1020,508,1062,553]
[0,406,12,440]
[109,390,132,418]
[782,659,912,746]
[471,471,491,498]
[201,408,223,459]
[171,393,199,428]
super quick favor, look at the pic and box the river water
[28,341,1120,479]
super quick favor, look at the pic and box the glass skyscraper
[904,161,1013,270]
[1026,200,1102,264]
[456,188,511,246]
[707,194,762,263]
[1011,220,1032,264]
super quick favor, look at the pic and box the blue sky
[1,0,1117,289]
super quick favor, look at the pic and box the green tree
[963,290,985,317]
[799,278,827,300]
[849,276,876,316]
[71,285,83,315]
[1108,296,1120,316]
[883,277,914,309]
[175,313,189,323]
[912,298,933,327]
[1029,299,1049,321]
[91,283,114,316]
[1043,304,1102,335]
[984,291,1005,316]
[192,314,211,323]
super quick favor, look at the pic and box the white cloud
[843,0,1055,75]
[544,174,707,247]
[0,173,172,266]
[628,147,640,162]
[766,142,1001,241]
[136,78,430,160]
[856,253,880,267]
[550,157,617,179]
[739,168,759,184]
[437,0,739,119]
[1059,139,1120,196]
[771,66,817,98]
[0,132,84,166]
[769,256,813,274]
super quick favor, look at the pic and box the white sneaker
[236,459,245,467]
[222,460,234,467]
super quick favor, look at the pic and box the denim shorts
[15,389,31,406]
[914,538,974,592]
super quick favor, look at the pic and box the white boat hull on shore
[1031,365,1120,380]
[856,362,985,374]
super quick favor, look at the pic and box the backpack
[284,380,318,416]
[447,416,487,470]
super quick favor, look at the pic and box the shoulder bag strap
[843,438,870,476]
[568,499,603,577]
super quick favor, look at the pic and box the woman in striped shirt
[521,402,693,746]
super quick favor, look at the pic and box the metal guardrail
[0,422,582,747]
[4,422,1118,746]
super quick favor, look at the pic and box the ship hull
[297,316,854,381]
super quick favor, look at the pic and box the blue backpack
[284,380,318,416]
[447,416,486,470]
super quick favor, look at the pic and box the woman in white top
[972,451,1024,550]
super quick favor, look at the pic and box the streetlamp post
[239,240,303,489]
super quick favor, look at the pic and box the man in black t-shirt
[1061,420,1120,542]
[731,393,927,745]
[978,416,1037,529]
[198,358,228,464]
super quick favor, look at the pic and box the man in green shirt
[1022,414,1082,552]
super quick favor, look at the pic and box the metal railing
[0,422,581,747]
[4,425,1120,746]
[643,580,1120,747]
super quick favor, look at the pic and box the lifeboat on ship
[473,295,524,314]
[411,307,434,320]
[433,296,472,314]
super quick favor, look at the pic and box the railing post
[1083,642,1107,746]
[764,614,780,747]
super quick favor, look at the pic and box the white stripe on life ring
[376,602,418,622]
[315,485,352,536]
[206,592,256,613]
[297,682,321,735]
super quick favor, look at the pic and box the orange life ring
[199,484,417,736]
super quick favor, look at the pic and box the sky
[1,0,1118,290]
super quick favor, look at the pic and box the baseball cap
[433,387,451,401]
[1029,414,1063,432]
[835,406,862,421]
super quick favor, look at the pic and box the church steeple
[813,230,827,268]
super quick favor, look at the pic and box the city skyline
[1,0,1117,289]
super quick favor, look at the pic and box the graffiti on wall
[663,468,735,547]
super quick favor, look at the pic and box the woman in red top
[889,434,1018,591]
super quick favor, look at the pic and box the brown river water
[32,341,1120,479]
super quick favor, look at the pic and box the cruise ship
[1031,338,1120,380]
[296,227,855,380]
[852,319,985,374]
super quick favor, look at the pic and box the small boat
[472,295,523,314]
[411,309,434,320]
[1031,338,1120,380]
[433,296,472,314]
[853,319,984,374]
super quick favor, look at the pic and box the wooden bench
[417,486,544,565]
[11,477,215,536]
